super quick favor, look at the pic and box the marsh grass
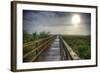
[62,35,91,59]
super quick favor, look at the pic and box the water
[36,36,61,62]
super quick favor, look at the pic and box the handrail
[59,36,80,60]
[23,37,54,58]
[23,35,56,62]
[31,38,54,61]
[23,35,53,48]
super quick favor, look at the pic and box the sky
[23,10,91,35]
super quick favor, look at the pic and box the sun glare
[72,14,80,27]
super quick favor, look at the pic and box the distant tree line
[23,31,50,43]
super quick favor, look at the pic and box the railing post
[35,42,38,55]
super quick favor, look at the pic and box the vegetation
[62,35,91,59]
[23,31,31,43]
[23,31,50,43]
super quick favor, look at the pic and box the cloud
[23,10,91,35]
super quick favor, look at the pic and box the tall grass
[62,35,91,59]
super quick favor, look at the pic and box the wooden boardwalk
[23,35,80,62]
[35,36,61,62]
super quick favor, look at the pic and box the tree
[23,31,30,43]
[39,31,50,38]
[32,32,38,40]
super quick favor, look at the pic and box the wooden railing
[23,35,56,62]
[59,36,80,60]
[23,36,54,48]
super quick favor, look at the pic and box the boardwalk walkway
[36,36,61,62]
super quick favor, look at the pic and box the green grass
[62,35,91,59]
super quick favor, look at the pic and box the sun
[72,14,80,27]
